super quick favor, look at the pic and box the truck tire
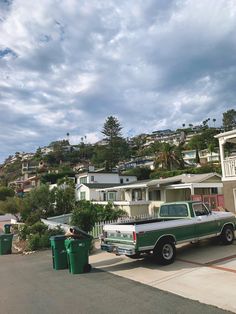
[221,225,234,245]
[153,240,176,265]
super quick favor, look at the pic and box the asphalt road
[0,250,231,314]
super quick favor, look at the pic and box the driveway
[90,239,236,313]
[0,250,230,314]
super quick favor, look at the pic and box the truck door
[192,203,218,238]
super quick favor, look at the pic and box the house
[75,168,137,201]
[215,129,236,213]
[96,173,223,216]
[182,149,220,165]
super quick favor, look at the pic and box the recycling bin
[50,235,68,270]
[4,224,11,234]
[0,233,13,255]
[65,237,92,274]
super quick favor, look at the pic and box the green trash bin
[4,224,11,234]
[65,237,92,274]
[50,235,68,270]
[0,233,13,255]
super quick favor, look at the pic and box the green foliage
[52,185,75,216]
[71,201,126,232]
[123,167,151,180]
[0,186,15,201]
[71,201,97,233]
[0,196,24,219]
[223,109,236,131]
[150,163,222,179]
[27,234,41,251]
[155,143,185,170]
[96,202,127,221]
[40,172,75,184]
[102,116,122,139]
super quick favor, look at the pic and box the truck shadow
[92,239,236,273]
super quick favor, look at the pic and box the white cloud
[0,0,236,161]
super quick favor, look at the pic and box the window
[132,189,143,201]
[91,175,95,182]
[80,177,87,184]
[120,178,124,184]
[126,178,129,182]
[80,191,86,200]
[108,192,116,201]
[148,190,161,201]
[193,203,209,216]
[211,187,218,194]
[160,204,188,217]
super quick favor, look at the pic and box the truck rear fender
[154,234,176,248]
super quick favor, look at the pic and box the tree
[0,186,15,201]
[101,116,126,170]
[0,196,25,220]
[188,134,204,164]
[155,143,184,170]
[223,109,236,131]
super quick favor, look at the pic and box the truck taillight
[133,232,136,241]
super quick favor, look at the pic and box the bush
[27,234,41,251]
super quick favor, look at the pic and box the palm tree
[155,143,184,170]
[213,118,216,127]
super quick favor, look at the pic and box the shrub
[27,234,41,251]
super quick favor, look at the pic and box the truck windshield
[160,204,188,217]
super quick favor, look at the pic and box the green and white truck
[101,201,236,265]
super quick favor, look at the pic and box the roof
[97,173,221,191]
[81,183,123,189]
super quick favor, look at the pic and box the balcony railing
[223,158,236,177]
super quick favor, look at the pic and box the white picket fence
[90,213,159,238]
[42,212,159,239]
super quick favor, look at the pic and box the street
[0,250,231,314]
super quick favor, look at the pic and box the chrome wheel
[162,243,174,260]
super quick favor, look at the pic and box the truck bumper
[101,243,136,256]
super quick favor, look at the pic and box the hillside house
[96,173,223,216]
[215,129,236,212]
[75,168,137,201]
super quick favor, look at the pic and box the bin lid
[68,226,93,239]
[4,224,12,227]
[50,235,66,241]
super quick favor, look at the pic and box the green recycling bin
[0,233,13,255]
[4,224,11,234]
[65,237,92,274]
[50,235,68,270]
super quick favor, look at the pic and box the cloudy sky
[0,0,236,163]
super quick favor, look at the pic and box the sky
[0,0,236,163]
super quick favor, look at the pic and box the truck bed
[111,217,177,226]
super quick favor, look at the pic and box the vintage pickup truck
[101,201,236,265]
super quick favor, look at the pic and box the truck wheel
[221,225,234,245]
[154,240,176,265]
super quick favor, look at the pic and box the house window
[126,178,129,182]
[132,189,142,201]
[148,190,161,201]
[120,178,124,184]
[80,191,86,200]
[91,175,95,182]
[80,177,87,184]
[108,192,116,201]
[211,187,218,194]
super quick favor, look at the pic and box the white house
[75,169,137,201]
[215,129,236,212]
[97,173,223,216]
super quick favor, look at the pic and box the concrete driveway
[90,239,236,313]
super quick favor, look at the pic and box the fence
[90,212,159,238]
[42,212,159,239]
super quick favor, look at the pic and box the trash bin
[65,237,92,274]
[0,233,13,255]
[4,224,11,234]
[50,235,68,270]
